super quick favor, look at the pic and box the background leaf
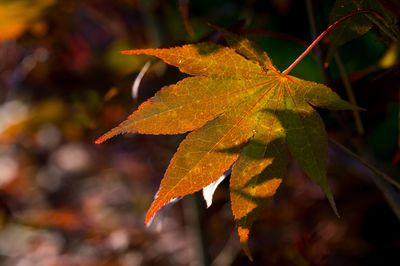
[326,0,399,63]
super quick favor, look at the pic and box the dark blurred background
[0,0,399,265]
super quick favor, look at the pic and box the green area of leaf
[96,31,355,257]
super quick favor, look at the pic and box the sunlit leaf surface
[96,32,354,257]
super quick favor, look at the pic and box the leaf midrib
[238,79,285,224]
[134,77,276,130]
[284,78,325,183]
[150,78,283,219]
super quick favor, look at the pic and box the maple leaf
[96,32,354,257]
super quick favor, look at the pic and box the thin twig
[179,0,195,37]
[364,13,399,42]
[183,194,210,266]
[334,54,364,135]
[305,0,330,83]
[211,230,242,266]
[329,138,400,190]
[371,169,400,221]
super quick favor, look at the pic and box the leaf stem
[305,0,330,83]
[282,10,384,76]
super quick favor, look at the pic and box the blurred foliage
[326,0,399,63]
[0,0,54,40]
[0,0,399,265]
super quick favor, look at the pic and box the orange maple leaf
[96,31,354,257]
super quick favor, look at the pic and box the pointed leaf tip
[145,211,155,225]
[326,192,340,218]
[94,138,103,145]
[120,50,138,55]
[94,134,109,144]
[96,34,355,254]
[238,227,254,261]
[94,127,122,144]
[144,193,183,225]
[144,197,171,225]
